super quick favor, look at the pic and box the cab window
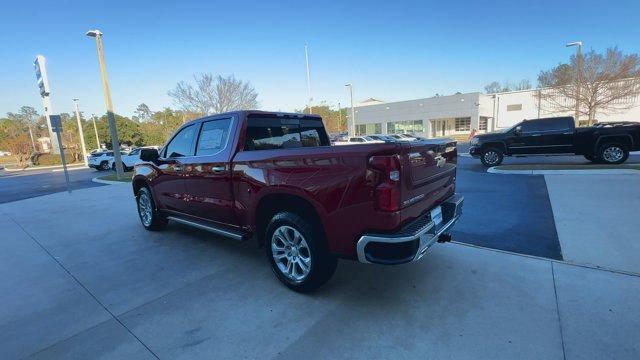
[164,125,197,158]
[196,118,232,155]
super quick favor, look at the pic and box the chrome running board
[167,216,245,241]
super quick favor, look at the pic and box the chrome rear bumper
[356,194,464,264]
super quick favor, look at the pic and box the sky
[2,0,640,118]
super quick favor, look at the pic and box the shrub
[33,152,82,166]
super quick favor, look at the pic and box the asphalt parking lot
[1,150,640,359]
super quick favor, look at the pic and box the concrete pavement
[1,185,639,359]
[545,174,640,274]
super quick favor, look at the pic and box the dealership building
[349,89,640,139]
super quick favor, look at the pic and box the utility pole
[73,99,89,167]
[91,114,101,149]
[345,84,356,137]
[338,102,342,132]
[87,29,124,178]
[566,41,582,125]
[304,43,313,114]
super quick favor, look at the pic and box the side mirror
[514,126,522,136]
[140,148,159,163]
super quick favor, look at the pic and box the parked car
[368,134,398,143]
[389,134,418,141]
[88,151,114,171]
[334,136,385,145]
[132,111,463,292]
[0,150,11,156]
[109,146,161,171]
[469,117,640,166]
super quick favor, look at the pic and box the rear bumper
[356,194,464,264]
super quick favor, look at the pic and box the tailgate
[399,139,457,211]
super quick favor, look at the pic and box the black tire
[597,143,628,165]
[265,212,337,292]
[136,187,168,231]
[100,161,110,171]
[583,154,597,163]
[480,147,504,167]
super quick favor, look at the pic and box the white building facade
[350,89,640,139]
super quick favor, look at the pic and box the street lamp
[86,29,124,178]
[72,98,89,167]
[345,84,355,137]
[566,41,582,124]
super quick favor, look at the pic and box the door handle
[531,134,541,137]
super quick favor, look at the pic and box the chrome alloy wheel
[602,146,623,163]
[138,191,153,227]
[271,225,312,282]
[483,150,499,165]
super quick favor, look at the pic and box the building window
[479,117,488,131]
[455,117,471,132]
[507,104,523,111]
[356,124,366,135]
[386,120,423,134]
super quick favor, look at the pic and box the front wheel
[100,161,110,171]
[266,212,337,292]
[480,147,504,167]
[136,187,168,231]
[598,143,628,164]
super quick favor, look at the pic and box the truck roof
[184,110,323,126]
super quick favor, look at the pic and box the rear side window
[244,116,329,151]
[196,118,232,155]
[165,124,197,158]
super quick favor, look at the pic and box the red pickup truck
[132,111,463,292]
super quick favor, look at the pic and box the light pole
[566,41,582,125]
[304,43,313,114]
[91,114,101,150]
[345,84,356,137]
[86,29,124,178]
[73,99,89,167]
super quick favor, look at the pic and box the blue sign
[50,115,63,133]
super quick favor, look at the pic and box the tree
[536,47,640,125]
[0,117,32,167]
[298,102,347,133]
[168,74,259,115]
[484,81,502,94]
[484,79,532,93]
[133,103,152,122]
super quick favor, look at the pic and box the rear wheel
[598,143,628,164]
[480,147,504,167]
[136,187,167,231]
[100,161,110,171]
[266,212,337,292]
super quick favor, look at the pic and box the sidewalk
[0,185,638,359]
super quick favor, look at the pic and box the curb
[91,177,130,185]
[4,164,87,172]
[487,167,640,175]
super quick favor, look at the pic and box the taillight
[369,155,401,212]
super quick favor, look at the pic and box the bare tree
[484,79,531,93]
[168,74,259,115]
[536,47,640,125]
